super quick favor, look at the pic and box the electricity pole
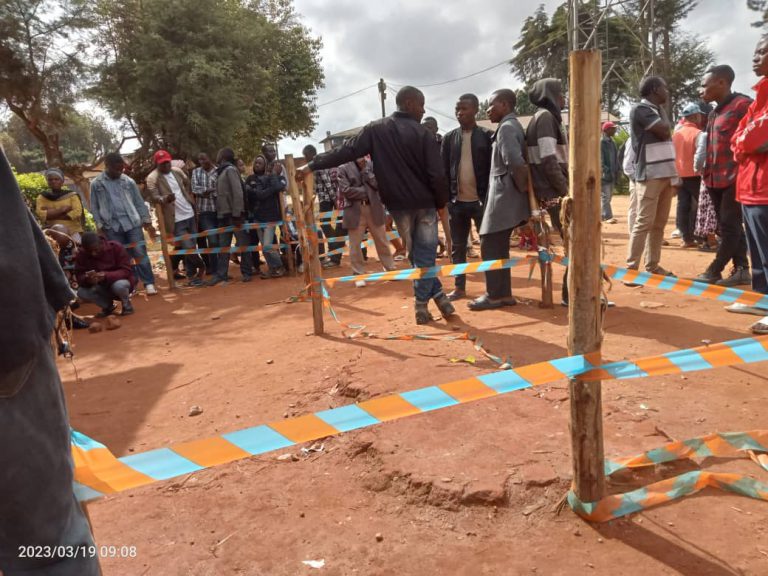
[378,78,387,118]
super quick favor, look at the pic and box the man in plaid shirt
[191,152,219,274]
[697,65,753,287]
[304,145,344,269]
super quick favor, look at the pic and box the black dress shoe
[447,289,466,301]
[468,295,504,311]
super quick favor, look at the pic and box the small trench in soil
[346,438,571,517]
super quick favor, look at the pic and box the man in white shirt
[148,150,204,286]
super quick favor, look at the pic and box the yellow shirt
[35,192,84,234]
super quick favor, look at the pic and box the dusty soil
[63,196,768,576]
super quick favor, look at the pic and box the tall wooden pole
[155,205,176,290]
[284,155,311,288]
[277,169,296,277]
[301,171,324,335]
[567,50,605,503]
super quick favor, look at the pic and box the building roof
[320,126,364,143]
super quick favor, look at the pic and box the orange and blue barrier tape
[553,255,768,311]
[170,243,290,256]
[568,430,768,522]
[72,333,768,503]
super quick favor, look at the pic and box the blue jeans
[197,211,219,273]
[78,279,132,309]
[390,208,443,302]
[601,182,614,220]
[449,200,484,290]
[105,226,155,286]
[743,204,768,294]
[174,217,204,278]
[257,224,283,271]
[212,215,253,280]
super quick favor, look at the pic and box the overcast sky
[278,0,765,157]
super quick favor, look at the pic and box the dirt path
[64,197,768,575]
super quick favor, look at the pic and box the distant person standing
[191,152,219,274]
[303,144,344,269]
[298,86,453,325]
[697,64,753,286]
[729,35,768,332]
[625,76,677,281]
[147,150,204,286]
[672,103,707,248]
[337,157,396,283]
[245,155,287,279]
[600,121,619,223]
[35,168,85,241]
[423,116,442,146]
[441,93,492,301]
[207,147,253,285]
[90,152,158,294]
[468,89,530,311]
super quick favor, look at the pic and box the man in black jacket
[441,93,493,301]
[298,86,453,325]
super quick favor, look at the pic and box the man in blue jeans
[298,86,452,324]
[90,152,157,294]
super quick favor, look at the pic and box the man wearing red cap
[600,121,619,223]
[147,150,204,285]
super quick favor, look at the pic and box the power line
[317,83,378,108]
[389,59,510,89]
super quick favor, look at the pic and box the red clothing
[704,93,752,189]
[732,78,768,206]
[673,120,701,178]
[75,238,135,289]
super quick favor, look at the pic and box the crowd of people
[24,34,768,334]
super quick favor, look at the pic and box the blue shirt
[90,172,150,232]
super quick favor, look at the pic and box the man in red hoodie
[75,232,136,316]
[731,34,768,333]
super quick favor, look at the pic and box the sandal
[751,317,768,334]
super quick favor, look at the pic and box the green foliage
[92,0,324,161]
[2,112,118,172]
[0,0,95,168]
[511,1,712,115]
[747,0,768,26]
[13,170,49,208]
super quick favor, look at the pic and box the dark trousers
[213,215,253,280]
[319,200,344,263]
[743,204,768,294]
[677,176,701,243]
[449,200,483,291]
[197,211,218,273]
[708,185,749,273]
[480,227,513,299]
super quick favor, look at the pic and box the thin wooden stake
[527,171,554,308]
[302,171,324,335]
[284,155,311,288]
[567,49,605,504]
[155,205,176,290]
[277,166,296,277]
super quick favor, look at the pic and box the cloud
[280,0,764,156]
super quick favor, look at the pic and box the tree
[1,112,119,172]
[92,0,324,165]
[747,0,768,25]
[511,1,712,116]
[0,0,98,189]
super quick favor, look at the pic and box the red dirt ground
[63,197,768,575]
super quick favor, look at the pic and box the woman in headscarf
[34,168,85,241]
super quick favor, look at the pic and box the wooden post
[154,205,176,290]
[527,173,554,308]
[301,171,324,335]
[284,155,311,288]
[567,50,605,504]
[278,177,296,277]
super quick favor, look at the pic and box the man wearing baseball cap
[672,103,707,248]
[600,121,619,223]
[147,150,204,286]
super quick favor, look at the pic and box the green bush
[13,168,95,231]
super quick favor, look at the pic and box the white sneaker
[355,280,367,288]
[145,283,158,295]
[670,229,682,239]
[725,302,766,316]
